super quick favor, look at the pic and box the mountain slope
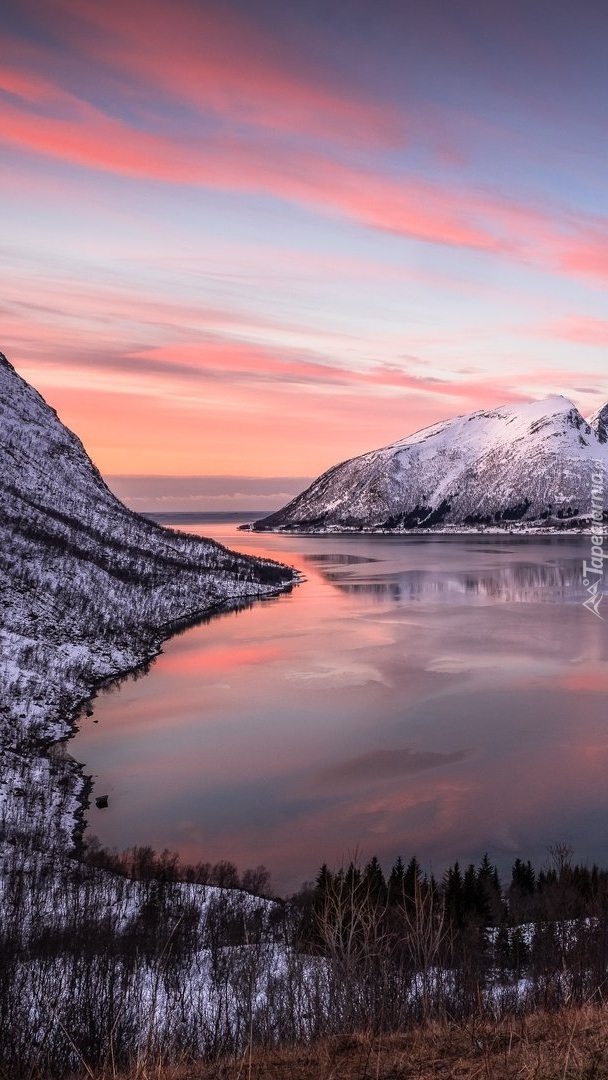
[0,351,295,851]
[250,396,608,532]
[587,403,608,444]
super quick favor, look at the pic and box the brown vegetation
[79,1005,608,1079]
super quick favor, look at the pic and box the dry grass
[88,1004,608,1080]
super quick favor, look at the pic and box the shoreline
[61,581,300,856]
[242,524,597,536]
[1,577,298,866]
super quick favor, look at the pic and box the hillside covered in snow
[0,351,296,854]
[250,396,608,532]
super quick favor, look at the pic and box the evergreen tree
[477,853,503,925]
[387,855,405,904]
[444,861,464,925]
[316,863,332,895]
[403,855,423,909]
[363,856,386,903]
[509,858,538,922]
[511,858,535,895]
[462,863,478,918]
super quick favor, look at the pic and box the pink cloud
[2,5,608,290]
[0,27,577,263]
[0,62,77,107]
[0,99,192,181]
[4,83,608,285]
[548,315,608,346]
[16,0,403,149]
[2,273,316,342]
[0,90,494,250]
[556,229,608,284]
[126,340,530,411]
[4,19,608,285]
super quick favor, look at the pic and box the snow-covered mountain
[250,396,608,532]
[0,351,295,853]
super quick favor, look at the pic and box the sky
[1,0,607,511]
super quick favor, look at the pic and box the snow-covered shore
[242,522,600,535]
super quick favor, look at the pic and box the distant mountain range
[249,396,608,532]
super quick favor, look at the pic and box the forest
[3,832,608,1078]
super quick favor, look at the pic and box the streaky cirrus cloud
[48,0,405,147]
[24,334,533,410]
[0,88,600,273]
[547,316,608,347]
[2,28,608,284]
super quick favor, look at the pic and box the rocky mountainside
[250,396,608,532]
[0,350,295,852]
[588,403,608,445]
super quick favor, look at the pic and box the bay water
[71,518,608,893]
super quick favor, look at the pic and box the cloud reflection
[316,747,469,788]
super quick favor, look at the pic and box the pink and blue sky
[2,0,607,509]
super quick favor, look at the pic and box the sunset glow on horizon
[2,0,607,510]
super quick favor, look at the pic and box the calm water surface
[72,519,608,892]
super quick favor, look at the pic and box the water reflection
[310,559,585,603]
[305,553,379,565]
[71,521,608,893]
